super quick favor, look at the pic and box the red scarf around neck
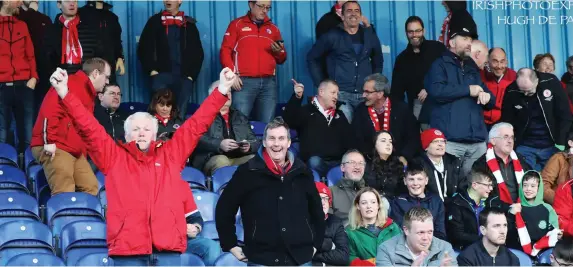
[333,2,342,17]
[311,96,335,123]
[154,113,169,127]
[59,15,83,65]
[161,11,185,34]
[262,149,291,175]
[368,98,391,132]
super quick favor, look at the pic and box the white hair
[124,112,159,142]
[208,80,220,95]
[488,122,513,140]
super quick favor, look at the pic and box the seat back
[0,143,18,168]
[326,166,343,186]
[95,172,105,192]
[192,191,219,222]
[537,248,553,265]
[60,221,106,259]
[97,187,107,210]
[24,148,37,171]
[0,166,29,194]
[46,193,104,237]
[5,253,65,266]
[181,167,208,190]
[212,166,238,193]
[509,248,533,266]
[119,102,148,115]
[181,252,205,266]
[214,252,247,266]
[75,252,113,266]
[249,121,266,137]
[0,192,40,225]
[0,221,55,265]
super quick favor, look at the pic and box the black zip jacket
[93,104,126,142]
[312,215,349,266]
[501,71,573,146]
[215,150,326,266]
[417,153,463,202]
[446,190,482,251]
[457,239,520,266]
[137,12,204,80]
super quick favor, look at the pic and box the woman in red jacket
[49,67,236,266]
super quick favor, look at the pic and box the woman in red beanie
[312,182,349,266]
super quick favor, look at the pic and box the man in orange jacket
[49,66,236,266]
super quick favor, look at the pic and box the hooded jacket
[330,178,366,225]
[445,188,486,251]
[0,16,38,82]
[542,152,573,204]
[315,4,342,39]
[376,234,457,266]
[389,192,447,240]
[346,218,401,265]
[418,153,464,201]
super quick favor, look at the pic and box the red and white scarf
[161,11,186,34]
[368,98,391,132]
[486,145,557,256]
[438,12,451,47]
[311,96,335,125]
[333,2,342,17]
[59,16,83,65]
[154,114,169,127]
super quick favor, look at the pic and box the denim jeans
[338,91,363,123]
[150,72,194,118]
[186,237,222,266]
[111,251,181,266]
[516,145,559,171]
[231,76,277,123]
[0,81,34,153]
[445,141,487,178]
[307,156,340,178]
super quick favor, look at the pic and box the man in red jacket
[0,0,38,153]
[220,0,286,123]
[481,47,516,128]
[30,58,110,196]
[48,66,235,266]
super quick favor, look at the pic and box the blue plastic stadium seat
[275,103,286,117]
[249,121,266,137]
[119,102,148,115]
[60,221,107,265]
[46,193,105,238]
[326,166,343,186]
[95,171,105,192]
[0,192,40,225]
[181,252,205,266]
[75,252,113,266]
[5,253,65,266]
[181,167,208,190]
[192,191,219,222]
[311,169,321,182]
[211,166,238,193]
[509,248,533,266]
[0,221,55,265]
[0,166,29,194]
[0,143,18,168]
[214,252,247,266]
[24,148,37,171]
[537,248,553,265]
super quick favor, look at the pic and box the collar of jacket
[337,177,365,189]
[394,233,443,263]
[243,11,271,24]
[405,37,428,54]
[118,140,162,162]
[73,71,97,97]
[250,146,302,175]
[335,22,365,32]
[442,49,476,68]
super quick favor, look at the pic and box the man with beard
[390,16,446,120]
[307,0,382,123]
[425,15,494,178]
[481,48,517,128]
[457,207,520,266]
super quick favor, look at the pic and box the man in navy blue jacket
[424,13,495,178]
[307,1,383,123]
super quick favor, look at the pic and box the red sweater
[481,68,516,125]
[31,71,96,157]
[220,12,286,77]
[0,16,38,82]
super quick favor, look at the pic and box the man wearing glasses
[220,0,286,124]
[501,68,572,170]
[548,236,573,266]
[329,150,368,226]
[94,83,126,142]
[390,16,446,121]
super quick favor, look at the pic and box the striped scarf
[486,145,557,256]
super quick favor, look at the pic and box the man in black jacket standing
[501,68,572,171]
[390,16,445,121]
[457,207,520,266]
[138,0,204,118]
[94,83,125,142]
[215,117,325,266]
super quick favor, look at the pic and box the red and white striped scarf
[486,146,557,256]
[161,11,186,34]
[311,96,335,125]
[368,98,391,132]
[438,12,451,47]
[59,16,83,65]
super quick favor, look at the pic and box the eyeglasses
[321,196,330,202]
[431,139,447,145]
[475,182,494,189]
[362,90,378,95]
[106,92,122,97]
[407,29,423,35]
[255,3,271,11]
[343,161,366,167]
[494,135,515,142]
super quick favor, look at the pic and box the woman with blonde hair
[346,187,401,266]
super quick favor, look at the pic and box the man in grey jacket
[329,150,367,225]
[377,207,457,266]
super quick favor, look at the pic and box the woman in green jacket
[346,187,401,266]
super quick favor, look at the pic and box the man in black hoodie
[138,0,204,118]
[457,207,520,266]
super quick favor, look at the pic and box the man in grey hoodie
[376,207,457,266]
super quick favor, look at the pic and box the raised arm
[49,68,120,174]
[164,69,235,168]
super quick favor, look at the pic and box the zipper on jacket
[537,94,555,142]
[305,219,314,240]
[252,220,257,239]
[493,256,495,265]
[109,114,116,139]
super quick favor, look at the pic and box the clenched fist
[50,68,69,99]
[218,67,237,96]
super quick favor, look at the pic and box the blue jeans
[0,81,34,153]
[307,156,340,178]
[445,141,487,178]
[232,76,277,123]
[111,251,181,266]
[151,72,194,118]
[516,145,559,171]
[338,91,363,123]
[186,237,221,266]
